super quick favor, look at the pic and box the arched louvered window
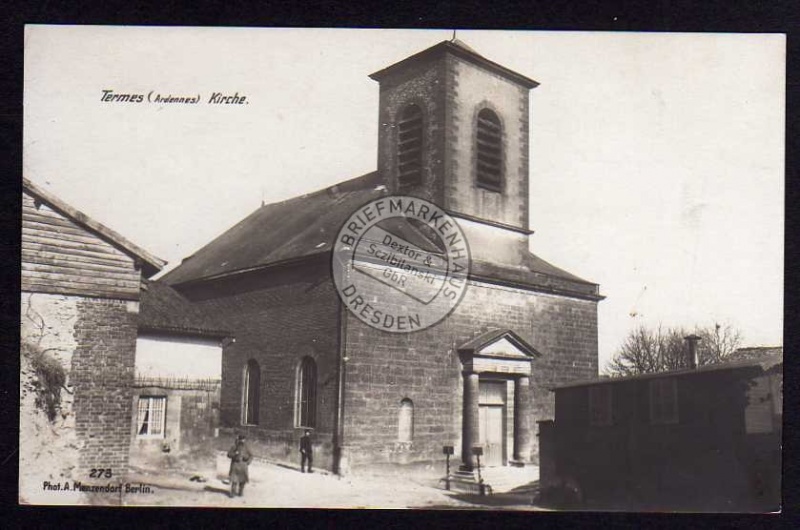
[398,398,414,443]
[295,357,317,428]
[476,108,503,191]
[397,104,424,187]
[242,359,260,425]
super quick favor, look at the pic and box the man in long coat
[300,430,313,473]
[227,433,252,497]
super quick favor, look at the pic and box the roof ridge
[258,171,380,210]
[23,176,166,277]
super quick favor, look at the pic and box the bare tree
[696,322,742,365]
[607,322,743,376]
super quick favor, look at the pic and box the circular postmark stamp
[332,195,471,333]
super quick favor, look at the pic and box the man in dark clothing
[227,433,252,497]
[300,430,313,473]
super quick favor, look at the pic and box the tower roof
[369,39,539,89]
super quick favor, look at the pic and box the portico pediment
[457,329,540,375]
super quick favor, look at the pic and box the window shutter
[397,105,423,187]
[476,109,503,191]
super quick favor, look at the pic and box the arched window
[295,357,317,428]
[476,108,503,191]
[242,359,260,425]
[397,104,424,187]
[398,398,414,443]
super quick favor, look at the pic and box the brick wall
[71,297,139,475]
[342,278,598,472]
[181,260,341,471]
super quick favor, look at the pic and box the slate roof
[162,172,383,285]
[23,177,166,277]
[161,171,600,298]
[138,278,231,338]
[369,39,540,89]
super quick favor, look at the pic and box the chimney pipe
[684,335,701,369]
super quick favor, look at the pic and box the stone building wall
[341,278,598,472]
[20,292,140,477]
[182,260,342,471]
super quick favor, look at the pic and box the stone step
[440,476,493,495]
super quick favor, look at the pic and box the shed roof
[23,177,166,277]
[138,278,231,338]
[552,351,783,391]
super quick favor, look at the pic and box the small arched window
[476,108,503,191]
[398,398,414,443]
[242,359,260,425]
[397,104,424,187]
[295,357,317,428]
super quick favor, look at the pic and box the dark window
[476,108,503,191]
[295,357,317,428]
[649,378,678,425]
[588,385,612,426]
[397,104,423,187]
[398,398,414,442]
[242,359,260,425]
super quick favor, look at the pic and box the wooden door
[479,405,504,467]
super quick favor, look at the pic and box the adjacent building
[539,348,783,511]
[131,279,230,466]
[21,177,165,475]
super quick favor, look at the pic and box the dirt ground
[118,459,542,510]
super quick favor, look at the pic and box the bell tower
[370,40,539,266]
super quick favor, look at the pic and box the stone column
[513,375,532,463]
[461,371,480,470]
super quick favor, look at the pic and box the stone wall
[21,292,140,477]
[341,278,598,472]
[129,382,221,467]
[443,53,531,230]
[181,260,342,471]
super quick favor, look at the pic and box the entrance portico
[458,330,540,471]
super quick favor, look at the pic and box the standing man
[227,433,252,497]
[300,430,313,473]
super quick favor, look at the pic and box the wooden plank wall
[22,191,141,300]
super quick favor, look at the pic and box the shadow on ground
[203,484,232,497]
[411,479,549,510]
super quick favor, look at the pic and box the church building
[162,39,603,476]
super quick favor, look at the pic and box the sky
[23,27,785,371]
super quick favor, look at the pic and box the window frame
[397,398,414,443]
[136,395,167,439]
[649,377,679,425]
[241,359,260,426]
[294,356,317,429]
